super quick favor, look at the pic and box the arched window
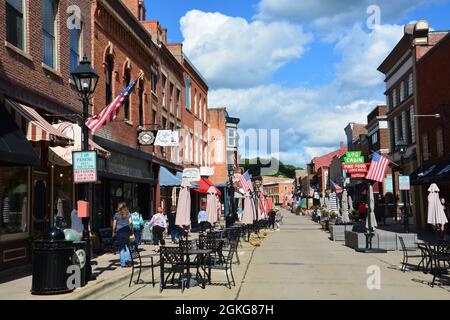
[123,67,131,120]
[105,54,114,105]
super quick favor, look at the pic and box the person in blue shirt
[198,206,209,233]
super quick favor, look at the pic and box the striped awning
[5,99,72,144]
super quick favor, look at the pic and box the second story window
[43,0,58,68]
[70,26,82,76]
[185,78,191,111]
[423,133,430,161]
[199,94,203,120]
[6,0,26,51]
[138,80,144,127]
[161,75,166,109]
[169,83,174,114]
[151,73,157,94]
[176,89,181,118]
[436,127,444,158]
[227,128,237,148]
[105,55,114,105]
[123,68,131,120]
[194,89,197,115]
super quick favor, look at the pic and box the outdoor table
[182,249,212,289]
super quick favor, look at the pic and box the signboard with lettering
[344,151,365,165]
[342,163,369,173]
[385,175,393,193]
[399,176,410,191]
[351,173,366,178]
[182,168,201,182]
[200,167,215,176]
[155,130,179,147]
[73,151,97,183]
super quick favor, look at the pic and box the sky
[145,0,450,168]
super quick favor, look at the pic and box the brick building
[0,0,93,271]
[261,176,294,206]
[377,21,448,226]
[411,32,450,229]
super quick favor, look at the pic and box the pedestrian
[131,206,144,246]
[149,207,168,253]
[168,206,179,244]
[268,209,276,230]
[275,209,283,230]
[198,206,209,233]
[112,202,133,268]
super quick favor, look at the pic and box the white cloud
[180,10,313,89]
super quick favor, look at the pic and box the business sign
[137,130,157,146]
[155,130,179,147]
[351,173,366,179]
[182,168,201,182]
[344,151,365,165]
[342,163,369,173]
[399,175,411,191]
[73,151,97,183]
[200,167,215,176]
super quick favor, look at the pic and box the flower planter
[330,224,354,241]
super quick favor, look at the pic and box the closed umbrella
[242,193,254,225]
[176,179,191,227]
[427,183,448,226]
[366,185,378,229]
[342,189,350,223]
[348,194,354,211]
[206,186,218,225]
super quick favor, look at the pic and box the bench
[97,227,119,254]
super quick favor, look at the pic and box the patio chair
[208,240,238,289]
[430,241,450,287]
[159,246,189,293]
[128,244,158,288]
[399,236,422,272]
[417,243,431,274]
[199,236,225,266]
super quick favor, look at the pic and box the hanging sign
[344,151,365,165]
[155,130,179,147]
[73,151,98,183]
[399,176,410,191]
[342,163,369,173]
[137,130,157,146]
[182,168,201,182]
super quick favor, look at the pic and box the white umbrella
[348,194,354,211]
[341,190,350,223]
[366,185,378,229]
[206,186,218,225]
[427,183,448,226]
[175,179,191,227]
[242,192,255,225]
[56,198,64,218]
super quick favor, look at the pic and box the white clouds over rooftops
[180,10,313,89]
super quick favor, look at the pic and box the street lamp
[396,138,410,233]
[226,164,236,227]
[71,56,99,282]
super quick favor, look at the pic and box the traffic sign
[73,151,98,183]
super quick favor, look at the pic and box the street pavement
[90,209,450,300]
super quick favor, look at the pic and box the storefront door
[32,171,50,237]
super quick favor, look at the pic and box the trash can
[31,228,75,295]
[72,241,87,288]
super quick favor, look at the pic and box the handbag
[129,234,136,242]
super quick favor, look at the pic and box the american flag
[239,171,254,193]
[86,77,140,133]
[366,152,390,182]
[331,181,343,194]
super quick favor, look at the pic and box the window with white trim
[43,0,58,68]
[70,24,82,75]
[6,0,26,51]
[408,73,413,96]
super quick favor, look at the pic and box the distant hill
[241,157,303,179]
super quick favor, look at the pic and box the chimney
[122,0,146,21]
[413,20,430,46]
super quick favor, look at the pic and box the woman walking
[131,206,144,246]
[168,206,179,244]
[112,202,134,268]
[150,207,168,252]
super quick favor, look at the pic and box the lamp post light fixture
[396,138,410,233]
[226,164,236,227]
[70,56,99,282]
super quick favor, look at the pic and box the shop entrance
[32,171,50,237]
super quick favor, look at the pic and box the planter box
[396,233,418,250]
[345,230,418,251]
[345,231,374,250]
[330,224,354,241]
[376,232,397,251]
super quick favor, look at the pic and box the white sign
[182,168,201,182]
[155,130,179,147]
[200,167,215,176]
[73,151,97,183]
[399,176,410,191]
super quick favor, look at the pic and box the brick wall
[208,108,227,184]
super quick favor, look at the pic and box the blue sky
[144,0,450,167]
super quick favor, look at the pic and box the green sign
[385,175,393,193]
[344,151,365,165]
[73,151,98,183]
[399,176,410,191]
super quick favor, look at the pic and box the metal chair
[207,240,238,289]
[430,241,450,287]
[128,244,158,288]
[399,236,422,272]
[159,246,189,293]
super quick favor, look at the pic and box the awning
[160,166,182,187]
[192,178,222,196]
[48,122,110,166]
[0,105,39,165]
[5,99,71,144]
[410,161,450,185]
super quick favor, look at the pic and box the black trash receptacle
[31,228,75,295]
[72,241,87,288]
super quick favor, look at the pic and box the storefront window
[53,166,74,228]
[0,167,29,236]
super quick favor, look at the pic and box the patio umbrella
[427,183,448,226]
[348,194,354,211]
[259,194,267,219]
[366,184,378,229]
[341,189,350,223]
[206,186,218,225]
[175,179,191,227]
[242,192,255,225]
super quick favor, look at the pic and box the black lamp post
[71,56,99,282]
[226,164,236,227]
[397,138,410,233]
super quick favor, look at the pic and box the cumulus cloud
[180,10,313,89]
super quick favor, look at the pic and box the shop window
[6,0,26,51]
[53,166,74,229]
[0,167,29,236]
